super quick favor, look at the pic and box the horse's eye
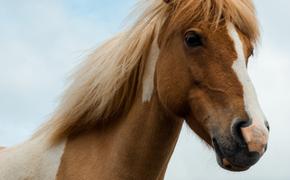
[184,31,203,48]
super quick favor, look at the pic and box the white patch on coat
[0,135,66,180]
[142,37,160,102]
[227,24,268,133]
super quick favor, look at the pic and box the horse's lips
[212,138,250,172]
[212,138,224,165]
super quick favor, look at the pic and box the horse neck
[57,91,184,180]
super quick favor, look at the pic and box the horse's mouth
[212,138,250,172]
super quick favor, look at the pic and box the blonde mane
[35,0,259,144]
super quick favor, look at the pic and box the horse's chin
[212,139,251,172]
[215,154,251,172]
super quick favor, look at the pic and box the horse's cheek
[156,56,192,117]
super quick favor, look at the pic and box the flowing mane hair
[35,0,260,144]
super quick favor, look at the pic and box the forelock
[163,0,260,44]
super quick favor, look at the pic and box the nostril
[265,121,270,132]
[231,119,250,147]
[264,144,268,152]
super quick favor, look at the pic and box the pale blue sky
[0,0,289,179]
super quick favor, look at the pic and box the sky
[0,0,289,179]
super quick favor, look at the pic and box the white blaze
[142,37,160,102]
[227,24,268,132]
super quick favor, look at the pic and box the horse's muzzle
[213,138,261,171]
[212,118,269,172]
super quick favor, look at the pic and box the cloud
[0,0,120,145]
[0,0,289,179]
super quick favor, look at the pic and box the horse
[0,0,269,179]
